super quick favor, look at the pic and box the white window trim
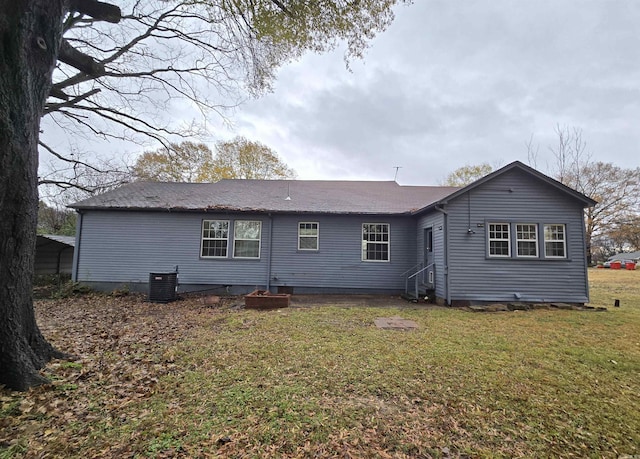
[544,223,567,259]
[233,220,262,259]
[200,220,229,258]
[298,222,319,251]
[362,223,391,262]
[516,223,538,258]
[488,222,511,258]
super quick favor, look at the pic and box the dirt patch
[289,294,438,309]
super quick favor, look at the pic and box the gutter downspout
[435,205,450,306]
[266,214,273,292]
[72,211,83,282]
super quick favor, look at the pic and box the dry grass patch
[1,269,639,458]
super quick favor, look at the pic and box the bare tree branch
[39,141,103,173]
[269,0,293,17]
[68,0,122,23]
[44,88,100,114]
[39,0,409,196]
[58,39,105,76]
[49,87,70,100]
[39,179,95,193]
[543,125,640,263]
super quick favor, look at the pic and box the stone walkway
[374,316,419,330]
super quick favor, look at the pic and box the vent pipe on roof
[285,182,291,200]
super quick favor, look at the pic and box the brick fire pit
[244,290,290,309]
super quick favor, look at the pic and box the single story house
[69,161,596,305]
[607,250,640,263]
[35,234,75,276]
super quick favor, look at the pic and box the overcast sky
[41,0,639,188]
[206,0,640,185]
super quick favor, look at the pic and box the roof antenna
[393,166,402,182]
[285,182,291,200]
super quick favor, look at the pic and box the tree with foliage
[1,0,408,390]
[132,142,215,182]
[208,136,296,180]
[38,202,77,236]
[442,163,494,187]
[526,126,640,264]
[132,138,296,182]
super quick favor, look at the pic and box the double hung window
[362,223,390,261]
[298,222,319,250]
[201,220,229,258]
[488,223,510,257]
[233,221,261,258]
[516,224,538,257]
[544,224,566,258]
[487,222,567,259]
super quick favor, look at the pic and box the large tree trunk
[0,1,66,391]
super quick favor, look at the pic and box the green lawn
[1,268,639,458]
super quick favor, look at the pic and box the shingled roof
[69,180,460,215]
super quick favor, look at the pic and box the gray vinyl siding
[35,242,74,275]
[75,210,417,293]
[416,213,446,299]
[269,215,416,292]
[74,167,590,301]
[76,211,270,288]
[443,168,589,303]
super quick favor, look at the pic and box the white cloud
[46,0,640,185]
[218,0,640,182]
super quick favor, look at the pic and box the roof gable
[425,161,597,209]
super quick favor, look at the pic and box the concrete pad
[374,316,419,330]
